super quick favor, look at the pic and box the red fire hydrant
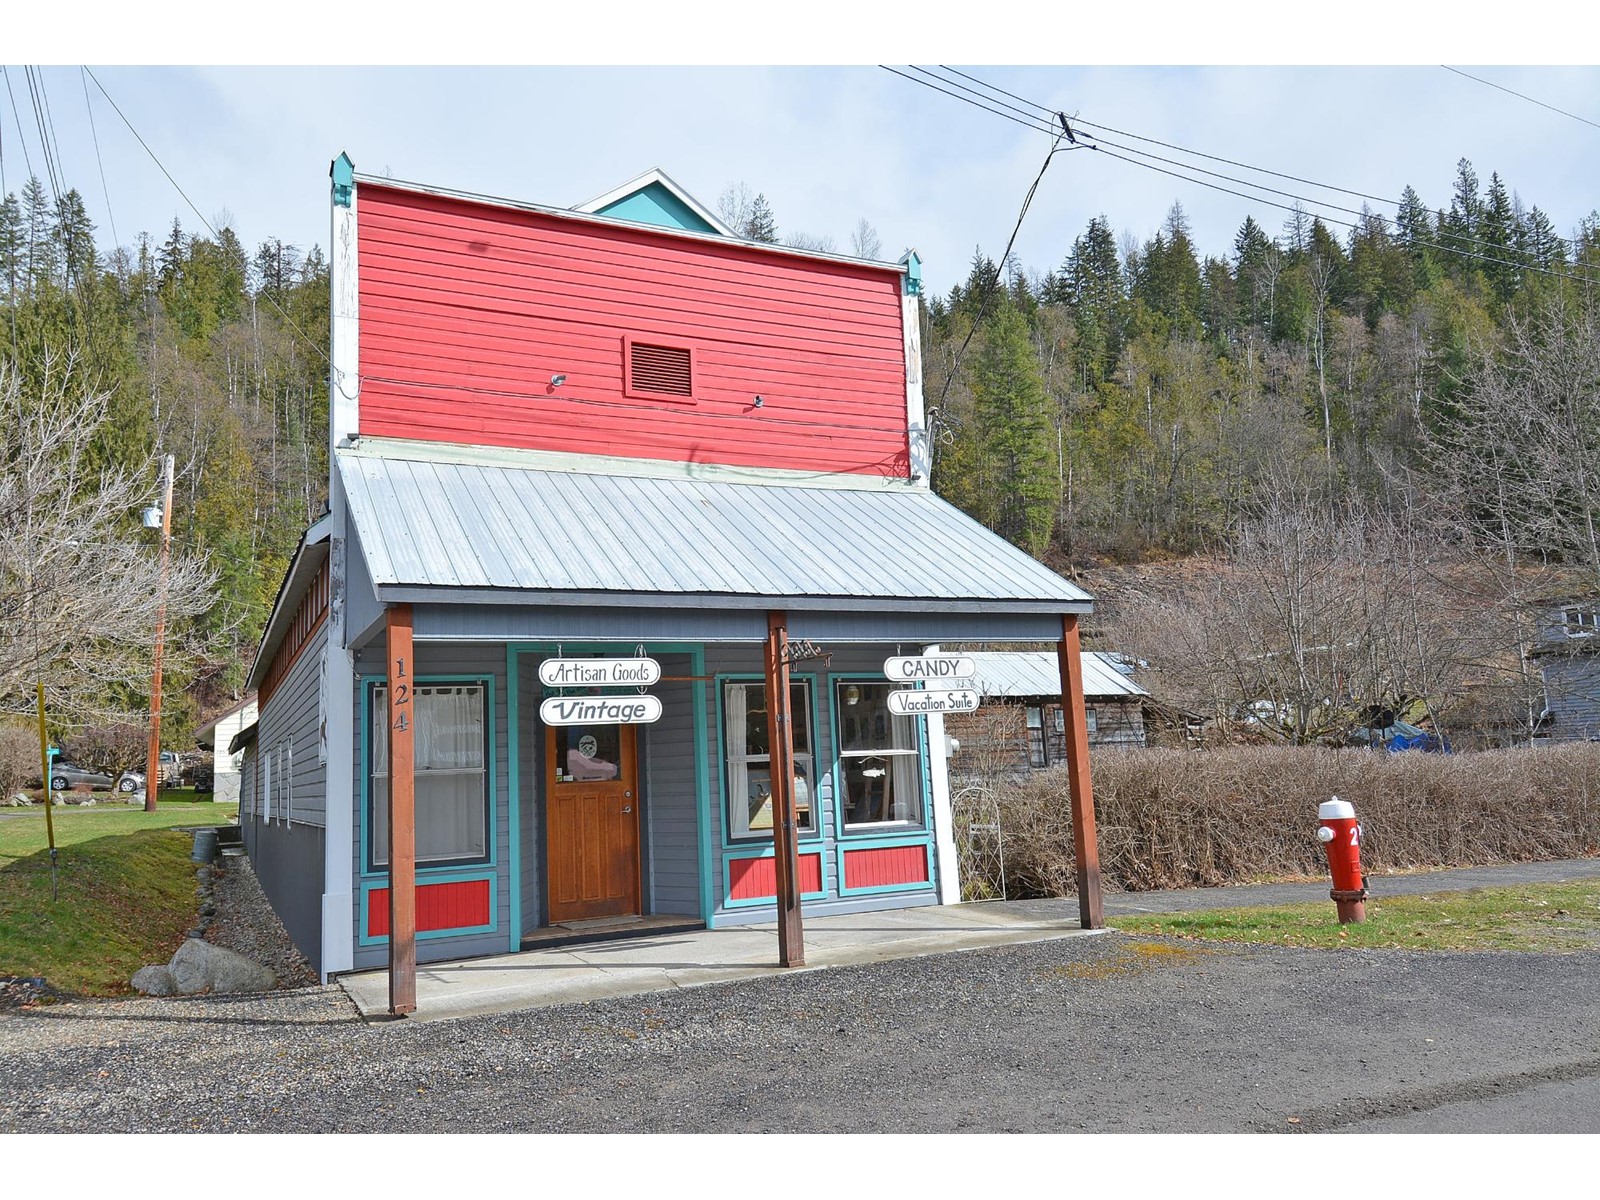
[1317,797,1367,924]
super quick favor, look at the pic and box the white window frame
[723,678,816,843]
[835,679,924,834]
[369,682,490,871]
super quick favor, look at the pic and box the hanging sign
[540,695,663,726]
[539,657,661,687]
[883,654,976,683]
[885,688,980,716]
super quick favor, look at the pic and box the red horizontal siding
[358,185,910,476]
[367,879,492,937]
[728,852,824,901]
[843,845,930,890]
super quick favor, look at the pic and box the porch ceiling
[338,444,1092,615]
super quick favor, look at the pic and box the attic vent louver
[628,340,694,398]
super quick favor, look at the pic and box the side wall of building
[1539,655,1600,742]
[243,619,329,974]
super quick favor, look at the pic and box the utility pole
[144,454,174,813]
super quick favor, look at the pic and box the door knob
[622,805,633,813]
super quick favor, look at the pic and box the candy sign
[883,654,976,684]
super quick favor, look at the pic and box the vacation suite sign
[884,654,981,715]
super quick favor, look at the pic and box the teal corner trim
[331,152,354,208]
[835,835,937,898]
[358,673,497,880]
[690,648,714,929]
[900,249,922,296]
[506,644,522,951]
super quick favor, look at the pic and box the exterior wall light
[845,684,860,706]
[550,374,568,387]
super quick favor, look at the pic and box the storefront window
[724,680,815,841]
[836,680,922,830]
[370,683,489,868]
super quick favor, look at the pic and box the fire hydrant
[1316,797,1367,923]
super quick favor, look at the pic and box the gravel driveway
[4,931,1598,1133]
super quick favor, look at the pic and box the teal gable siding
[593,182,721,234]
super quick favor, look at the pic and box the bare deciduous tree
[0,354,221,725]
[849,218,882,261]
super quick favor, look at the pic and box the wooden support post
[386,604,417,1016]
[1057,614,1104,929]
[764,611,805,967]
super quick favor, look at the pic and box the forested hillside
[1,181,329,738]
[4,154,1598,747]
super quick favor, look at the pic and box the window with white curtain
[723,679,815,842]
[369,683,488,868]
[835,680,923,831]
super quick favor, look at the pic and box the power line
[0,68,36,183]
[894,66,1600,290]
[879,66,1061,139]
[939,65,1403,209]
[928,65,1592,275]
[81,67,332,370]
[79,67,119,252]
[1442,65,1600,135]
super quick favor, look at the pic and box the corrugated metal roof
[338,446,1091,611]
[966,651,1148,699]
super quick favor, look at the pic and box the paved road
[4,926,1599,1133]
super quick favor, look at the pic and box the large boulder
[131,964,177,996]
[168,938,276,995]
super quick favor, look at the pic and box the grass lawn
[1110,881,1600,953]
[0,801,238,995]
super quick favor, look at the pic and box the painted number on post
[393,656,410,732]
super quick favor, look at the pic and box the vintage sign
[883,654,976,683]
[539,695,663,726]
[539,657,662,687]
[885,688,980,716]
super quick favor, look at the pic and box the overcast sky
[7,6,1599,296]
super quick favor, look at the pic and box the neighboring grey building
[949,651,1150,774]
[1534,600,1600,742]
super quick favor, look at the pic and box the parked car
[29,761,116,791]
[116,770,144,794]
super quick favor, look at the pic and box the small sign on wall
[539,658,662,687]
[885,689,980,716]
[883,654,976,684]
[540,695,663,726]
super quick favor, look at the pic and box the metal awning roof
[966,651,1149,699]
[338,444,1092,614]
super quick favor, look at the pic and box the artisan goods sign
[539,658,662,687]
[539,695,663,726]
[885,689,980,716]
[883,654,976,687]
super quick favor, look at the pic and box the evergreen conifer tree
[744,194,778,243]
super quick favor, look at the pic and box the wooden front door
[546,723,640,923]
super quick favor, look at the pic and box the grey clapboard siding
[253,619,329,828]
[1540,656,1600,741]
[641,653,701,916]
[349,640,513,971]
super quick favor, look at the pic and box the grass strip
[1109,881,1600,953]
[1,804,238,995]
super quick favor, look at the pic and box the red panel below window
[367,879,492,937]
[843,845,929,890]
[728,852,823,901]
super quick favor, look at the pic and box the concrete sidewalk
[338,857,1600,1023]
[338,901,1105,1022]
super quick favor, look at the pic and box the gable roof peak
[572,167,738,238]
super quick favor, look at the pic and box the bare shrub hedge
[972,744,1600,897]
[0,723,39,798]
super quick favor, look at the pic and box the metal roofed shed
[965,651,1149,701]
